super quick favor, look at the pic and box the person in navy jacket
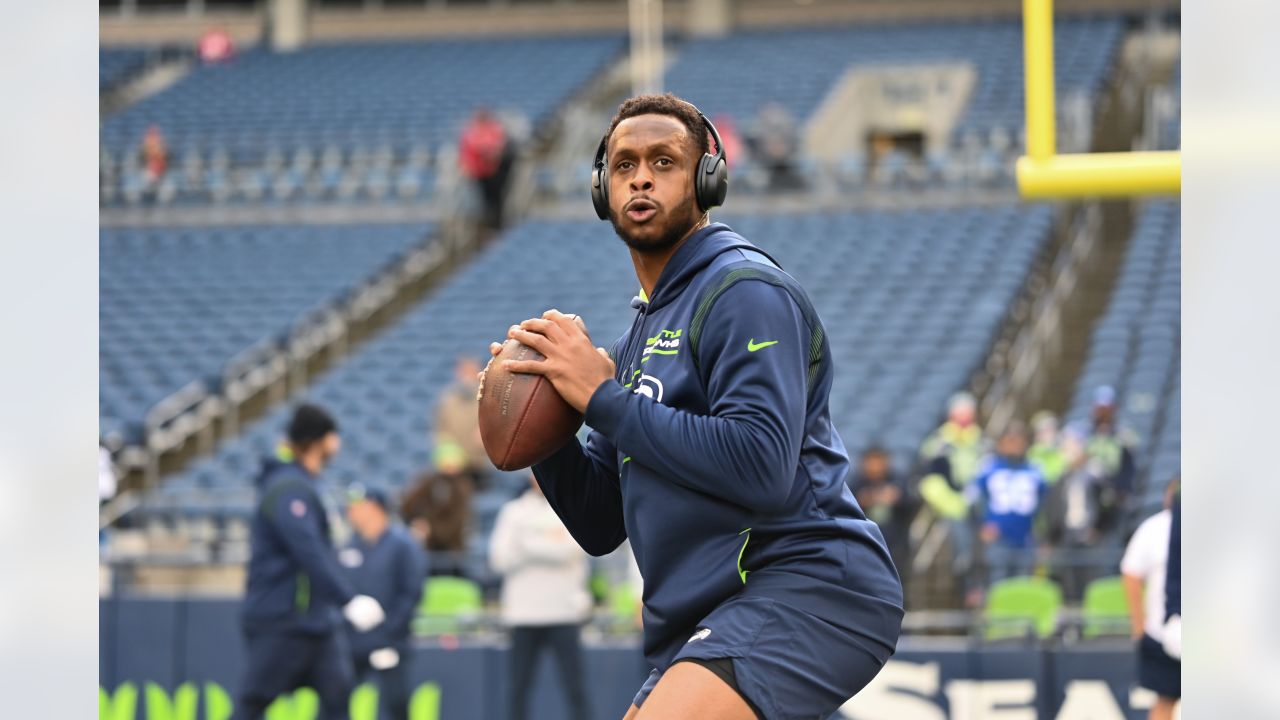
[339,484,429,720]
[487,94,903,720]
[235,404,387,720]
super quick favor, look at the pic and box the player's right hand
[343,594,386,632]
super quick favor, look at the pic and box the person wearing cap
[236,404,387,720]
[340,485,429,720]
[918,392,988,583]
[1086,386,1138,533]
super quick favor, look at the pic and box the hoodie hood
[256,456,305,489]
[643,222,781,312]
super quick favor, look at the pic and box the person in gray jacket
[489,475,592,720]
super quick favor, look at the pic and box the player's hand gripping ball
[477,311,614,471]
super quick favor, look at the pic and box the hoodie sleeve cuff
[584,379,629,438]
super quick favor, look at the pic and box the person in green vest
[918,392,988,585]
[1027,411,1067,485]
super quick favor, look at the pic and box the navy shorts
[1138,634,1180,699]
[632,592,897,719]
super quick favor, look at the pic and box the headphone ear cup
[696,154,728,211]
[591,163,609,220]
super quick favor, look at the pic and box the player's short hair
[605,93,710,159]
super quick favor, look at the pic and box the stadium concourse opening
[100,2,1181,718]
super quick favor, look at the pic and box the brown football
[477,339,584,471]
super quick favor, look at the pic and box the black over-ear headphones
[591,110,728,221]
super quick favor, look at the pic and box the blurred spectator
[968,422,1046,586]
[1121,478,1180,720]
[1043,424,1104,600]
[489,476,592,720]
[1086,386,1138,531]
[459,108,514,231]
[710,113,745,171]
[748,102,804,191]
[919,392,987,577]
[1027,410,1066,484]
[433,356,488,476]
[141,124,169,191]
[400,443,475,576]
[340,485,428,720]
[849,446,915,578]
[198,27,236,65]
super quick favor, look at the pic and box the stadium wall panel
[101,598,1155,719]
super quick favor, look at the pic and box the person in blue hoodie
[487,94,904,720]
[235,404,387,720]
[339,484,429,720]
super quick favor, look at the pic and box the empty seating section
[100,223,432,441]
[157,206,1052,532]
[101,36,625,164]
[1065,201,1179,517]
[100,48,152,93]
[665,18,1123,148]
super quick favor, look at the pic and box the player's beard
[609,194,701,253]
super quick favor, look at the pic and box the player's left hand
[506,310,616,413]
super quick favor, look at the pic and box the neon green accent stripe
[737,528,752,584]
[638,287,649,302]
[647,348,679,355]
[295,573,311,612]
[640,356,650,364]
[622,456,632,464]
[646,337,658,346]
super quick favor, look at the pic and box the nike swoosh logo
[747,339,778,352]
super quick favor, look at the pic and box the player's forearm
[532,439,627,556]
[586,381,798,511]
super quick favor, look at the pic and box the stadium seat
[415,576,483,635]
[1081,576,1131,639]
[984,576,1063,640]
[99,223,433,442]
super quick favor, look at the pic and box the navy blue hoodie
[242,458,356,635]
[340,525,429,656]
[533,223,904,670]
